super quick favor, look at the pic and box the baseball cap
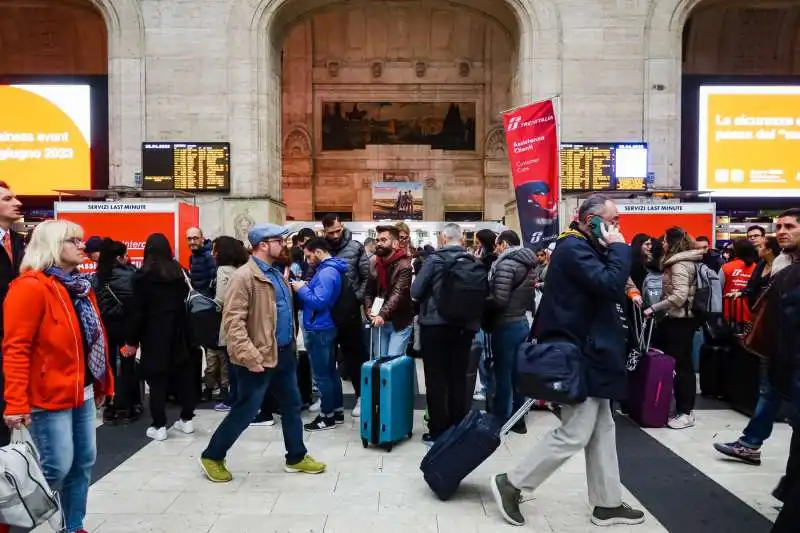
[85,236,104,254]
[247,223,290,247]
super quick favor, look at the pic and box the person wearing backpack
[643,227,705,429]
[411,223,487,445]
[290,237,348,432]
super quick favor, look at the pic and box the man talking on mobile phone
[489,194,646,528]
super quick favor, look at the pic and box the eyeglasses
[64,237,84,247]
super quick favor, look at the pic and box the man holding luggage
[290,237,348,431]
[412,223,486,445]
[489,194,645,528]
[364,225,414,357]
[199,224,326,483]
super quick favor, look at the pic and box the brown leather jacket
[365,254,414,331]
[222,259,279,371]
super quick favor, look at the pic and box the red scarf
[375,249,407,293]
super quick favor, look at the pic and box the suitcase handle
[500,398,536,437]
[368,325,382,360]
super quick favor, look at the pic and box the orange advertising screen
[55,202,179,273]
[618,203,716,244]
[699,86,800,197]
[0,84,92,196]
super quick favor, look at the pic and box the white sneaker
[309,399,321,413]
[667,413,695,430]
[146,426,167,441]
[173,419,195,434]
[473,392,486,402]
[352,397,362,418]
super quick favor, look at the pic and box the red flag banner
[502,99,559,250]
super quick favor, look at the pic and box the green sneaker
[199,457,233,483]
[285,455,326,474]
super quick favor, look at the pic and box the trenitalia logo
[505,114,555,132]
[506,116,522,131]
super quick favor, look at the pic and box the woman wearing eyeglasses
[3,220,114,533]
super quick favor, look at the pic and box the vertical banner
[503,99,559,250]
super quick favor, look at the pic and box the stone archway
[0,0,144,190]
[226,0,562,216]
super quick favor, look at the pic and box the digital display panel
[142,142,230,192]
[698,85,800,197]
[560,142,649,191]
[0,84,91,195]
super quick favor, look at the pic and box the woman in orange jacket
[2,220,114,533]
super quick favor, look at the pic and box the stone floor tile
[209,513,327,533]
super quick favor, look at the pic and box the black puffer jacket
[324,228,370,301]
[190,240,217,297]
[487,247,537,328]
[93,264,136,343]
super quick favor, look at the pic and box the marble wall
[3,0,800,234]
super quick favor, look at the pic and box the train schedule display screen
[142,142,230,192]
[560,142,648,191]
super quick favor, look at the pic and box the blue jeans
[372,323,413,358]
[306,328,343,416]
[29,398,97,533]
[740,366,800,449]
[223,348,238,403]
[203,345,307,465]
[490,318,530,422]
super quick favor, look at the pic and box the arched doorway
[280,1,516,221]
[0,0,144,192]
[223,0,561,226]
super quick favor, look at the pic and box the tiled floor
[73,409,672,533]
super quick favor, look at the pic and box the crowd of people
[1,176,800,532]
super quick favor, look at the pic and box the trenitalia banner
[502,99,560,251]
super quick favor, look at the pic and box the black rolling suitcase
[420,398,534,501]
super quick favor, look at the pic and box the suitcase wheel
[384,443,393,453]
[361,438,368,449]
[408,431,413,439]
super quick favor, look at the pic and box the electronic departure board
[560,142,649,191]
[142,142,230,192]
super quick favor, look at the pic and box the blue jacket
[190,240,217,297]
[297,257,349,331]
[534,229,632,401]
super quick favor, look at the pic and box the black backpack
[331,272,360,328]
[436,253,489,325]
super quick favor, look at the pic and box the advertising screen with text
[699,86,800,197]
[0,84,92,196]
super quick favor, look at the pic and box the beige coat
[651,249,705,318]
[214,265,237,347]
[222,259,279,370]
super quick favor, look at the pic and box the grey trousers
[508,397,623,508]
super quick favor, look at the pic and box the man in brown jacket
[365,225,414,357]
[199,223,326,483]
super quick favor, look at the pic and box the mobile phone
[589,216,605,240]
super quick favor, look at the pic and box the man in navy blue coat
[489,194,646,529]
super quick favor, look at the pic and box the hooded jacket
[411,245,481,332]
[487,246,537,327]
[297,257,349,331]
[533,228,631,400]
[651,249,705,318]
[310,229,369,302]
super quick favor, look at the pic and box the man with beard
[364,225,414,357]
[319,214,370,417]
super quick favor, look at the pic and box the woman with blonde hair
[3,220,114,533]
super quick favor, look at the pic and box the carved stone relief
[326,60,340,78]
[485,127,507,160]
[371,61,384,78]
[283,126,312,158]
[414,61,427,78]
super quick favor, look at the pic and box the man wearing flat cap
[199,223,326,482]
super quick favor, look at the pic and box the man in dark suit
[0,181,24,446]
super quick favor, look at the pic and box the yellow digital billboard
[699,85,800,197]
[0,84,91,196]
